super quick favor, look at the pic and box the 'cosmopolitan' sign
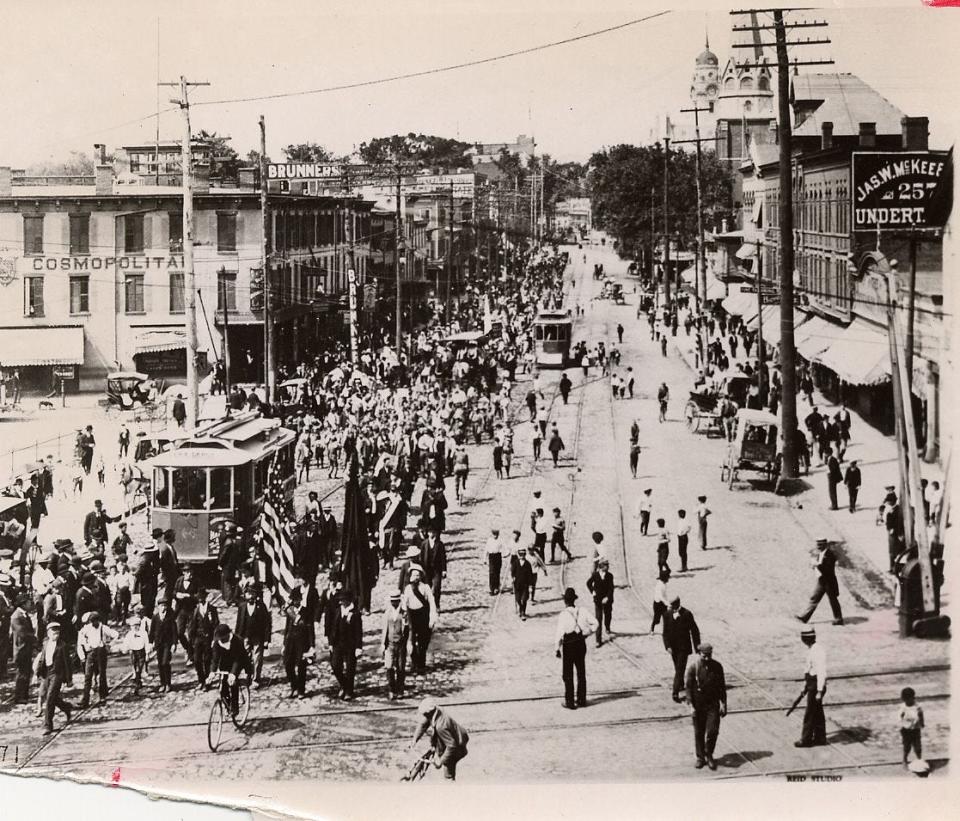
[852,151,950,229]
[27,255,184,272]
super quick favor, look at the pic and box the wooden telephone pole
[731,8,833,482]
[663,122,671,304]
[160,75,209,429]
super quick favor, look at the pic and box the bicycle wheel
[232,684,250,728]
[207,699,225,752]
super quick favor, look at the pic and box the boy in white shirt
[125,604,151,695]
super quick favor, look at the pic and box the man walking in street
[400,567,437,674]
[638,488,653,536]
[795,627,828,747]
[826,451,843,510]
[37,622,74,735]
[188,590,219,690]
[586,558,614,646]
[663,595,701,703]
[550,507,571,563]
[559,371,572,405]
[796,539,844,626]
[77,611,118,708]
[329,590,363,700]
[684,643,727,770]
[510,547,534,620]
[696,496,711,550]
[484,528,504,595]
[382,592,407,700]
[421,526,447,613]
[554,587,598,709]
[236,583,271,689]
[676,509,691,572]
[843,460,862,513]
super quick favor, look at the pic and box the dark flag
[339,455,374,611]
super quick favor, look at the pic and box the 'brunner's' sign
[852,151,950,230]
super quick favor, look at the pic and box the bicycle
[401,749,435,782]
[207,671,251,752]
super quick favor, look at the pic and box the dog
[38,400,55,410]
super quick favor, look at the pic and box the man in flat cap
[796,627,828,747]
[684,643,727,770]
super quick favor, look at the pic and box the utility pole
[663,124,671,304]
[394,164,403,353]
[219,271,232,400]
[259,115,274,403]
[161,75,209,429]
[755,240,765,399]
[446,181,454,321]
[650,187,656,280]
[731,8,833,482]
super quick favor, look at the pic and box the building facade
[0,161,373,392]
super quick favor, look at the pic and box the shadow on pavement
[715,749,773,769]
[828,725,872,744]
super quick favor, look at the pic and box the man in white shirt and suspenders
[554,587,598,710]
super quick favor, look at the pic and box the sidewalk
[670,327,947,615]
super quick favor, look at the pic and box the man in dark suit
[843,460,862,513]
[11,593,36,703]
[149,597,178,692]
[136,538,161,617]
[291,568,320,649]
[662,595,701,702]
[684,643,727,770]
[173,566,201,662]
[235,584,271,688]
[319,508,338,569]
[797,538,844,625]
[329,590,363,700]
[586,559,615,647]
[82,499,118,547]
[37,622,74,734]
[420,527,447,612]
[826,452,843,511]
[187,590,219,689]
[159,530,181,600]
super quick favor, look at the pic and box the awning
[134,330,186,355]
[752,198,763,224]
[736,243,758,262]
[705,276,727,300]
[750,304,790,345]
[816,318,891,386]
[680,265,696,285]
[794,315,845,361]
[0,326,83,366]
[721,291,759,322]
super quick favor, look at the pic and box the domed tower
[690,33,719,110]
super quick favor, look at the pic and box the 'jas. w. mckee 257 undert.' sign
[852,151,951,229]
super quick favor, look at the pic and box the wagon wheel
[684,402,698,431]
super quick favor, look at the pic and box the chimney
[193,161,211,194]
[821,121,834,150]
[94,143,107,165]
[901,116,929,150]
[0,167,11,197]
[858,122,877,148]
[95,163,113,196]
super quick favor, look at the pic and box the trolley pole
[260,115,275,403]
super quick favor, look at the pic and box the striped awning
[794,315,845,361]
[0,326,84,366]
[134,330,186,355]
[816,319,891,386]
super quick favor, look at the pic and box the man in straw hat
[795,627,828,747]
[554,587,598,709]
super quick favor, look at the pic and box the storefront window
[172,466,207,510]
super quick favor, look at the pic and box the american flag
[259,457,297,603]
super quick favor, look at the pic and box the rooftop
[791,73,906,138]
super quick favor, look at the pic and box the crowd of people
[0,243,573,744]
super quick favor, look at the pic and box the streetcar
[533,309,573,369]
[143,412,296,567]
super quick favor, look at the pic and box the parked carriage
[721,409,780,489]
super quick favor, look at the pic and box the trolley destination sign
[852,151,950,230]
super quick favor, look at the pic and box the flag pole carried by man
[260,456,298,606]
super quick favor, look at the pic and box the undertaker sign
[852,150,951,230]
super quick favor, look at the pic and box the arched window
[743,100,752,113]
[724,77,735,91]
[758,75,770,91]
[740,77,754,91]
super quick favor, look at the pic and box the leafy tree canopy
[587,143,731,258]
[282,142,335,163]
[358,133,472,169]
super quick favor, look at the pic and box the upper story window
[217,212,237,252]
[69,214,90,255]
[23,215,44,255]
[169,211,183,252]
[124,213,145,254]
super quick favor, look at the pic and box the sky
[3,0,959,168]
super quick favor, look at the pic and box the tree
[587,143,731,259]
[196,129,241,182]
[26,151,101,176]
[357,133,471,169]
[282,142,334,163]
